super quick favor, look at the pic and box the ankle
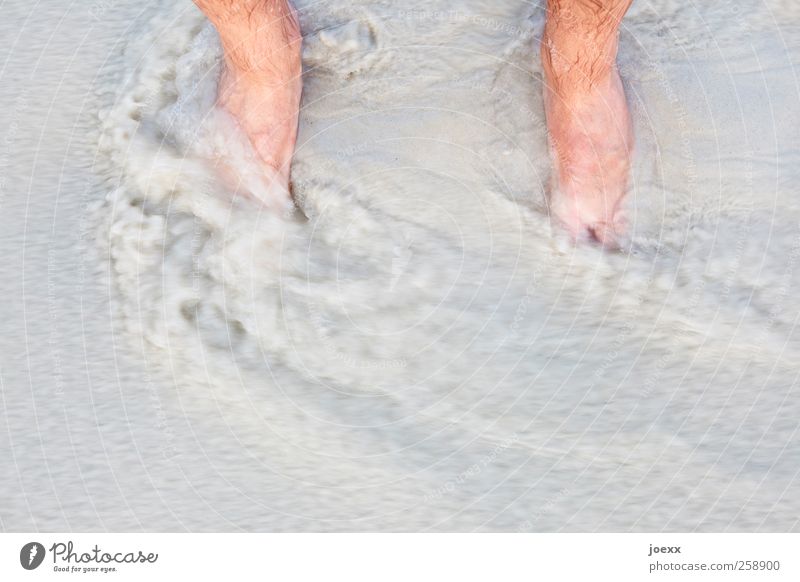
[214,2,301,76]
[540,9,622,94]
[542,36,618,98]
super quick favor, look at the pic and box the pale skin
[193,0,634,246]
[542,0,634,246]
[193,0,302,195]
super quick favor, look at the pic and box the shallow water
[1,0,800,531]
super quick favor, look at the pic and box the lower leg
[194,0,303,199]
[541,0,634,245]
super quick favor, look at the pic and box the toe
[585,221,619,248]
[549,192,626,248]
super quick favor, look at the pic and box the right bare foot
[195,0,302,207]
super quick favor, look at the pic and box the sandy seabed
[1,0,799,531]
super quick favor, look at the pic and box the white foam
[90,0,800,528]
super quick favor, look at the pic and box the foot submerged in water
[195,0,302,208]
[541,0,634,247]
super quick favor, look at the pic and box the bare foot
[195,0,302,207]
[541,0,634,246]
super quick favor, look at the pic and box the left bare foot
[541,0,634,246]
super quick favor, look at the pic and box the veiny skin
[194,0,634,246]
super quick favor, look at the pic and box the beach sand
[1,0,799,531]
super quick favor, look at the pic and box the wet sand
[1,0,799,531]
